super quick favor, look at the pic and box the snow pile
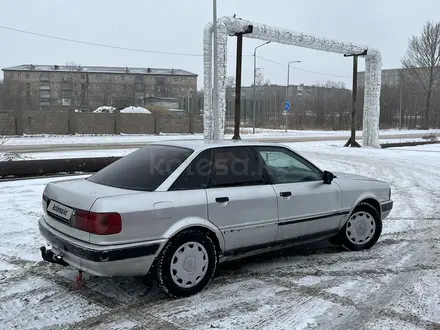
[93,106,116,113]
[120,106,151,114]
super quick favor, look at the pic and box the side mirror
[323,171,334,184]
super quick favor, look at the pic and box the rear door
[204,146,278,254]
[254,146,343,243]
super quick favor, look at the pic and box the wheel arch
[358,198,381,216]
[161,217,225,255]
[340,194,382,228]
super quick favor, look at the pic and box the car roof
[149,139,287,151]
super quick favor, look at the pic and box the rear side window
[87,145,193,191]
[209,146,265,188]
[169,150,212,190]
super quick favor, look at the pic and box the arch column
[203,16,382,147]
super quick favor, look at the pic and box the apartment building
[356,67,433,87]
[2,64,197,111]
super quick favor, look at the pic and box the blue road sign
[285,100,291,111]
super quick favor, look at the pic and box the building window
[40,92,50,99]
[62,98,71,106]
[81,74,86,80]
[61,82,72,89]
[135,83,144,91]
[39,73,49,81]
[121,75,125,81]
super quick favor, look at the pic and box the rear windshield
[87,145,194,191]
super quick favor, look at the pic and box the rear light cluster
[71,209,122,235]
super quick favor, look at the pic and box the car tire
[340,202,382,251]
[155,229,218,298]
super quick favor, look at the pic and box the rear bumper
[381,200,393,219]
[38,216,166,277]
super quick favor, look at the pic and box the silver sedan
[38,140,393,297]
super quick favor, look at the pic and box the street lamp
[272,91,277,129]
[252,40,271,134]
[285,60,301,132]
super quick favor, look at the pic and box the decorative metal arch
[203,16,382,148]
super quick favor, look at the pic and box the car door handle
[215,197,229,203]
[280,191,292,197]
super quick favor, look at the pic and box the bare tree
[0,112,13,150]
[225,76,235,88]
[65,61,81,71]
[324,80,346,89]
[402,21,440,129]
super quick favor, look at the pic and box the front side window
[257,147,322,184]
[88,145,193,191]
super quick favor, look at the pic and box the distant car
[39,140,393,298]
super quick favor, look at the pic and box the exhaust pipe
[40,246,68,267]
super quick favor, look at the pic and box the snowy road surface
[1,144,440,329]
[1,128,439,154]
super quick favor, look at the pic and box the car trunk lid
[42,177,137,242]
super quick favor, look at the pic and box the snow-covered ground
[2,128,439,146]
[1,143,440,329]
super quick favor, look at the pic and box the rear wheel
[155,229,218,298]
[336,202,382,251]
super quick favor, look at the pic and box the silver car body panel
[206,185,278,252]
[38,140,393,277]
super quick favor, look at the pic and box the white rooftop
[2,64,197,76]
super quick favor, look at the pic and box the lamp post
[343,49,367,147]
[212,0,219,139]
[272,91,277,128]
[231,25,254,140]
[285,60,301,132]
[252,41,271,134]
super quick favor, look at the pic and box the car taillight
[71,209,122,235]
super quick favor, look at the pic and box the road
[0,132,430,153]
[1,145,439,329]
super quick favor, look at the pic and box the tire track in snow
[322,159,440,329]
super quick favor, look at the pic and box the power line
[0,25,204,57]
[0,24,351,79]
[0,24,253,58]
[257,56,352,79]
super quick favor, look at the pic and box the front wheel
[155,229,218,298]
[337,202,382,251]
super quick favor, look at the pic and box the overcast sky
[1,0,439,89]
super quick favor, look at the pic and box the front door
[205,146,278,254]
[255,146,343,243]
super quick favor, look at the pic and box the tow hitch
[40,246,68,266]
